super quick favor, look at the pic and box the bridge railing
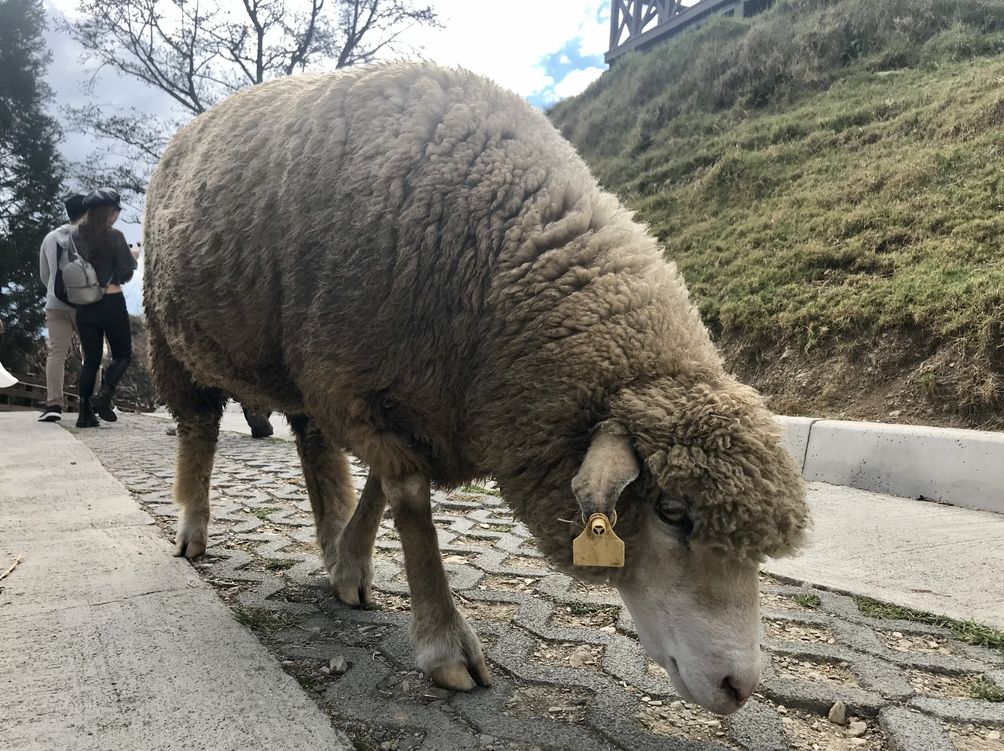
[607,0,773,63]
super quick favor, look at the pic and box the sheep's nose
[720,673,756,706]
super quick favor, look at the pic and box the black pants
[76,292,132,402]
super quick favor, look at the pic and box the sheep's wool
[145,62,808,575]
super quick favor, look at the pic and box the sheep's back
[144,62,599,438]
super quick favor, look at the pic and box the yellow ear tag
[572,513,625,568]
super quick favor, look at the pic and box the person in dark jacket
[72,188,138,427]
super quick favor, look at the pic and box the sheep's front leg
[384,474,492,691]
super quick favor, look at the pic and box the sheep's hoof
[174,512,208,558]
[417,611,492,691]
[333,579,372,608]
[429,658,492,692]
[329,556,373,607]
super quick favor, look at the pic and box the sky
[41,0,614,313]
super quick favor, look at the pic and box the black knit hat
[83,187,122,210]
[63,193,86,221]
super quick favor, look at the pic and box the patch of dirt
[446,535,503,548]
[371,591,411,612]
[725,332,1004,432]
[279,656,333,695]
[502,555,550,570]
[218,536,269,553]
[761,592,801,611]
[906,669,974,698]
[456,596,520,623]
[635,699,740,747]
[331,718,426,751]
[565,579,612,597]
[441,553,477,566]
[373,547,403,564]
[477,575,539,593]
[773,655,859,687]
[532,641,604,671]
[205,580,246,605]
[765,619,837,645]
[503,685,591,724]
[549,603,620,629]
[774,705,888,751]
[279,540,319,555]
[474,523,516,533]
[238,557,302,576]
[945,723,1004,751]
[877,630,955,656]
[278,583,330,605]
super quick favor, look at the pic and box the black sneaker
[75,406,99,428]
[90,391,117,422]
[38,405,63,422]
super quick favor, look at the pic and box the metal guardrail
[0,372,150,413]
[0,373,79,412]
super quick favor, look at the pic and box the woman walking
[73,188,137,428]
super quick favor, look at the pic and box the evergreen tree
[0,0,65,372]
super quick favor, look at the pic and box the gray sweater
[38,224,74,312]
[39,224,137,309]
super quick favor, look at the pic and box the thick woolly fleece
[144,62,808,582]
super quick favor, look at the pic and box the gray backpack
[54,232,104,306]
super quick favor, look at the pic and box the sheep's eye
[655,496,693,531]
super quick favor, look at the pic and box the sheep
[144,61,809,715]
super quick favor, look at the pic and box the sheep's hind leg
[287,414,360,594]
[384,474,492,691]
[173,413,224,557]
[329,471,387,606]
[149,318,225,558]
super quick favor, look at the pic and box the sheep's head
[567,376,809,715]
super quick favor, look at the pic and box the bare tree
[62,0,437,199]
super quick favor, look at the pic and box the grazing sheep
[144,61,809,714]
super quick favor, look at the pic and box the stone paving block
[878,707,954,751]
[908,696,1004,725]
[72,415,1004,751]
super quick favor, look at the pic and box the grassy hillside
[550,0,1004,428]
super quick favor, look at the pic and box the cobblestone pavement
[73,416,1004,751]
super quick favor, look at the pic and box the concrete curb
[776,416,1004,514]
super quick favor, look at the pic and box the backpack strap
[68,229,114,288]
[67,230,79,261]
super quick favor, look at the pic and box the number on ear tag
[572,513,625,568]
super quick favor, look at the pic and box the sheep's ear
[571,427,640,519]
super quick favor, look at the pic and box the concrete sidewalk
[0,412,351,751]
[763,483,1004,629]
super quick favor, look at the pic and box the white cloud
[576,3,612,58]
[553,66,606,99]
[394,0,608,101]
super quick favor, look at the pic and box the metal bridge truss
[607,0,774,63]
